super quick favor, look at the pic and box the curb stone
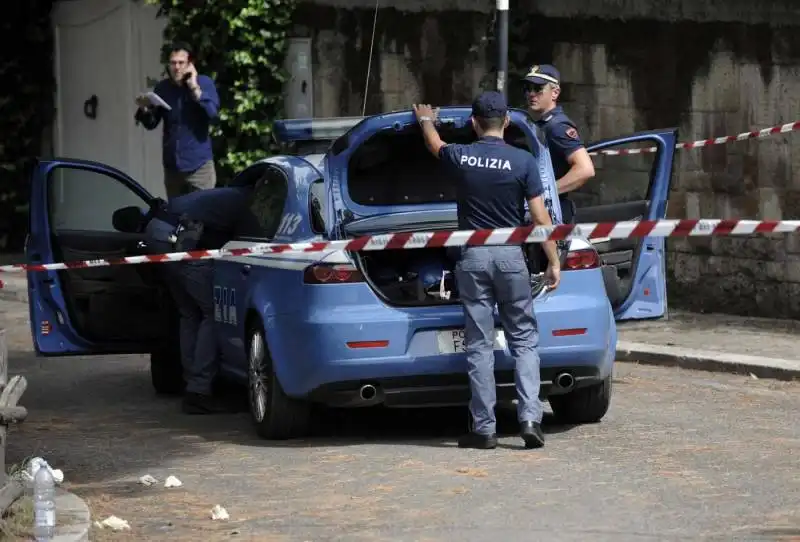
[53,488,91,542]
[617,340,800,381]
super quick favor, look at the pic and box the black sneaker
[182,392,232,415]
[520,421,545,449]
[458,432,498,449]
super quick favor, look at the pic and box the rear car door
[26,159,174,356]
[573,128,678,321]
[212,160,291,373]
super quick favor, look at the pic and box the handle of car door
[241,265,251,276]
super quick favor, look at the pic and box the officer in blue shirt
[135,42,220,199]
[114,186,260,414]
[413,92,562,450]
[523,64,595,224]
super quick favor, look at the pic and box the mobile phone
[182,72,191,83]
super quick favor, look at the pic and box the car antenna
[361,0,380,117]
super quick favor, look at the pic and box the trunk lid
[322,107,562,238]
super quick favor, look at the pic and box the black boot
[182,392,232,414]
[458,432,498,449]
[520,421,545,449]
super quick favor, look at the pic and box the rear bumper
[265,271,616,404]
[307,365,606,408]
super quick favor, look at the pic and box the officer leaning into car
[523,64,595,224]
[115,186,260,415]
[413,91,561,450]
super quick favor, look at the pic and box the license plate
[436,329,507,354]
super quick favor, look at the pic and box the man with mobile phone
[135,42,220,199]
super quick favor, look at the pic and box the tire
[150,346,185,395]
[247,325,311,440]
[549,376,612,424]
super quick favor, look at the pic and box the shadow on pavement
[6,348,581,486]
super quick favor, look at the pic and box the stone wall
[292,1,800,319]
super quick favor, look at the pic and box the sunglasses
[523,83,547,94]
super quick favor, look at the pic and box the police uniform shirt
[167,186,260,248]
[439,136,544,230]
[535,106,584,181]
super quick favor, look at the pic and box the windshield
[346,122,533,206]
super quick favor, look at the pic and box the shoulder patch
[565,127,579,140]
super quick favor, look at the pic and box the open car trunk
[341,119,556,306]
[357,247,461,305]
[354,244,551,307]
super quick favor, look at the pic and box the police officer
[523,64,595,224]
[119,185,259,414]
[413,92,561,450]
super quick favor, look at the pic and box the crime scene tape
[2,218,800,274]
[590,119,800,156]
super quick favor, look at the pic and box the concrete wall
[292,0,800,319]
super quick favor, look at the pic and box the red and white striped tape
[590,120,800,156]
[2,218,799,274]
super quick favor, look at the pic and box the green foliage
[0,0,55,252]
[145,0,296,183]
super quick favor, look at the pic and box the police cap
[471,91,508,119]
[523,64,561,86]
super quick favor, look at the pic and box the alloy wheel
[248,331,270,422]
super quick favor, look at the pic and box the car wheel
[549,376,612,424]
[150,346,185,395]
[247,325,311,440]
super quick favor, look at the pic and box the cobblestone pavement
[1,303,799,541]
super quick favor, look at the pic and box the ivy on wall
[0,0,55,253]
[144,0,296,184]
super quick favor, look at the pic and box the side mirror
[112,206,147,233]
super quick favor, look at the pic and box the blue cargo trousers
[454,245,544,435]
[162,260,218,395]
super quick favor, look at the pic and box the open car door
[573,128,678,321]
[26,159,175,356]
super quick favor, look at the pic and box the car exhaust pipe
[554,372,575,391]
[359,384,378,401]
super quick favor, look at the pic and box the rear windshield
[347,122,533,206]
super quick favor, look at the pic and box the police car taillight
[564,248,600,270]
[303,263,365,284]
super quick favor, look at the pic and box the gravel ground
[1,302,798,541]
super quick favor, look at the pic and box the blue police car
[25,106,677,439]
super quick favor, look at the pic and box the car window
[247,166,289,239]
[571,142,657,208]
[347,122,532,206]
[228,162,268,188]
[309,180,326,234]
[48,167,147,232]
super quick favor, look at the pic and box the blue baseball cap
[471,91,508,119]
[523,64,561,86]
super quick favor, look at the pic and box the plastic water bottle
[33,464,56,541]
